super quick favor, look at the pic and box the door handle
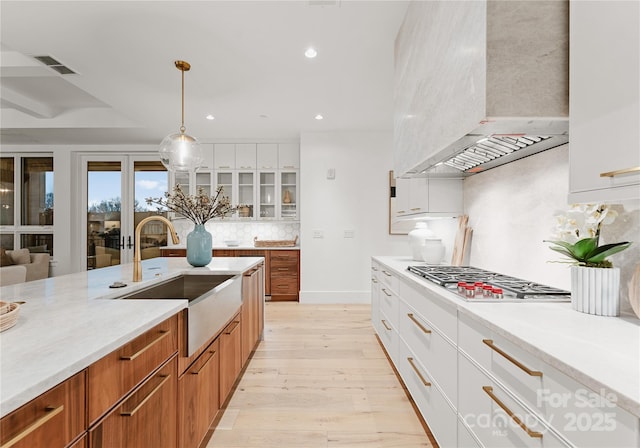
[127,236,133,249]
[120,237,125,249]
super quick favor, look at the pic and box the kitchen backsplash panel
[170,220,300,247]
[464,144,640,315]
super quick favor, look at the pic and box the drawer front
[270,250,298,263]
[378,266,399,293]
[400,279,457,344]
[0,371,85,448]
[88,315,178,424]
[398,342,457,448]
[161,248,186,257]
[379,280,399,329]
[399,300,457,407]
[271,276,297,294]
[458,354,569,448]
[90,356,177,448]
[270,261,297,275]
[458,313,639,447]
[376,309,398,364]
[178,339,220,448]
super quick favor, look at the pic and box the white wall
[300,131,409,303]
[464,144,640,314]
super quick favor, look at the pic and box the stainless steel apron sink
[123,274,242,356]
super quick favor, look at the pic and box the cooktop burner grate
[407,265,570,300]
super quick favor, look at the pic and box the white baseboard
[299,290,371,304]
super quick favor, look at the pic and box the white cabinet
[394,177,463,219]
[172,170,213,197]
[199,143,214,170]
[214,144,235,169]
[279,171,298,220]
[210,142,300,221]
[458,312,640,448]
[235,144,256,170]
[257,144,278,169]
[371,259,640,448]
[278,143,299,169]
[569,0,640,203]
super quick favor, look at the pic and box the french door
[81,154,169,270]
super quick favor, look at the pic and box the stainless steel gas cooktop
[407,265,571,302]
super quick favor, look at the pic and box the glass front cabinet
[170,143,298,222]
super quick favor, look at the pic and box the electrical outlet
[313,229,324,238]
[344,230,354,238]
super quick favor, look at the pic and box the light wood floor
[205,302,436,448]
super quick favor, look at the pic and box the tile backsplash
[170,220,300,247]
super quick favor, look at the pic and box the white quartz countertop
[0,256,263,416]
[373,256,640,418]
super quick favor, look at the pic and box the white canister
[421,238,445,264]
[408,222,435,261]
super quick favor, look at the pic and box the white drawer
[379,280,399,329]
[458,354,570,448]
[376,309,398,364]
[378,265,399,293]
[399,342,458,448]
[459,313,640,447]
[400,278,457,343]
[399,300,457,408]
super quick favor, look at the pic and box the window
[0,155,54,255]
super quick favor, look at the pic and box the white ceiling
[0,0,409,145]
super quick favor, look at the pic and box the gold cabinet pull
[381,319,392,331]
[191,350,216,375]
[121,374,170,417]
[371,266,378,271]
[482,339,542,377]
[371,278,378,284]
[1,405,64,448]
[407,313,431,334]
[120,330,170,361]
[483,386,543,438]
[381,288,392,297]
[410,207,422,211]
[382,270,392,277]
[407,357,431,387]
[224,320,240,334]
[600,166,640,177]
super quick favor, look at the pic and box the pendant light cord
[180,65,185,134]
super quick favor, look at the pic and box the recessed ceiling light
[206,115,215,120]
[305,47,318,59]
[315,114,324,120]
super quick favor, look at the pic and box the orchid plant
[146,184,235,225]
[545,204,631,268]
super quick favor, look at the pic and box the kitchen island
[0,256,263,417]
[372,256,640,447]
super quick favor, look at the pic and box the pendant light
[159,60,203,172]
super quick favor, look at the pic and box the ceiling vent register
[33,55,77,75]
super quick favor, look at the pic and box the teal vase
[186,224,212,267]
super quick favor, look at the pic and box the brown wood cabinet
[88,356,177,448]
[219,315,242,405]
[177,338,220,448]
[87,316,178,425]
[270,250,299,301]
[241,263,264,366]
[0,371,85,448]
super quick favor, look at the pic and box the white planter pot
[571,266,620,316]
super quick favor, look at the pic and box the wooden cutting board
[451,215,469,266]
